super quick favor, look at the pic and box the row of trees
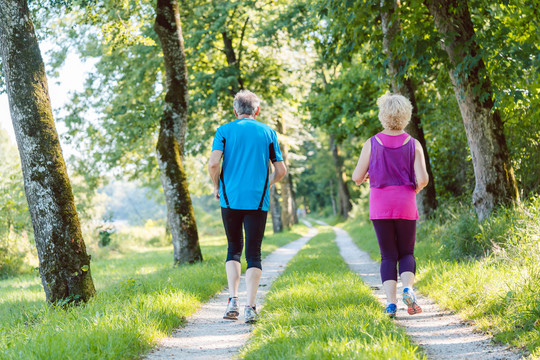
[1,0,538,304]
[282,0,535,221]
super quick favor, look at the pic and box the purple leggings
[372,219,416,282]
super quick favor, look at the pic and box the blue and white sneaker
[223,297,239,320]
[244,305,258,324]
[385,303,397,318]
[403,288,422,315]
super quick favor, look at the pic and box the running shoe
[223,297,239,320]
[384,303,397,318]
[244,305,258,324]
[402,288,422,315]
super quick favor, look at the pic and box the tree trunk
[154,0,202,264]
[222,30,244,95]
[330,135,352,218]
[221,15,249,97]
[276,118,297,228]
[0,0,95,303]
[380,0,438,217]
[329,179,337,217]
[269,183,283,233]
[288,175,298,223]
[424,0,519,220]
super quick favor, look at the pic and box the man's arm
[208,150,223,199]
[269,160,287,187]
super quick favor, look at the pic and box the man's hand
[269,161,287,187]
[214,187,220,200]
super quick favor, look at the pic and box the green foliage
[0,131,35,277]
[469,0,540,196]
[241,228,424,359]
[415,83,475,199]
[97,226,114,247]
[37,0,302,190]
[307,57,383,142]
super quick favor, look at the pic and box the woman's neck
[381,129,405,135]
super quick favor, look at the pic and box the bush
[0,231,36,278]
[97,225,115,248]
[416,198,535,259]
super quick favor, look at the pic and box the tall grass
[344,195,540,357]
[240,227,424,360]
[0,219,308,359]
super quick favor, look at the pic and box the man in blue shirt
[208,90,287,323]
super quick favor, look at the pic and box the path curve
[145,224,318,359]
[316,220,521,360]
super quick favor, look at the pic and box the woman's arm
[414,140,429,193]
[352,140,371,185]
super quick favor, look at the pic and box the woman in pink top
[352,93,429,318]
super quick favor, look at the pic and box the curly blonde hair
[377,93,412,130]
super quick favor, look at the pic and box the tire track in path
[145,223,318,359]
[316,220,521,360]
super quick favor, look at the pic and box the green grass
[343,196,540,358]
[240,227,424,360]
[0,222,308,360]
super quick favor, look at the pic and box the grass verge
[343,196,540,358]
[0,222,308,360]
[240,227,424,360]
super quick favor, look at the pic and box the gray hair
[233,90,261,116]
[377,92,412,130]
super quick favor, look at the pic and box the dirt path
[144,224,318,360]
[321,221,522,359]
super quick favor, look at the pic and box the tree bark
[221,15,248,96]
[380,0,438,217]
[276,119,297,228]
[154,0,202,264]
[329,180,337,217]
[424,0,519,220]
[0,0,95,303]
[330,135,352,218]
[269,183,283,233]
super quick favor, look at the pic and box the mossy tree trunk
[380,0,438,218]
[424,0,519,221]
[0,0,95,303]
[330,135,352,219]
[154,0,202,264]
[276,119,297,228]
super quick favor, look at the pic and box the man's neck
[237,114,255,119]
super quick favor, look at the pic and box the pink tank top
[368,132,418,220]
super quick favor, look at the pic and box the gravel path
[144,224,318,360]
[323,221,522,360]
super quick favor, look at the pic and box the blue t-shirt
[211,118,283,211]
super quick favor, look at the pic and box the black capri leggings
[372,219,417,283]
[221,208,268,270]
